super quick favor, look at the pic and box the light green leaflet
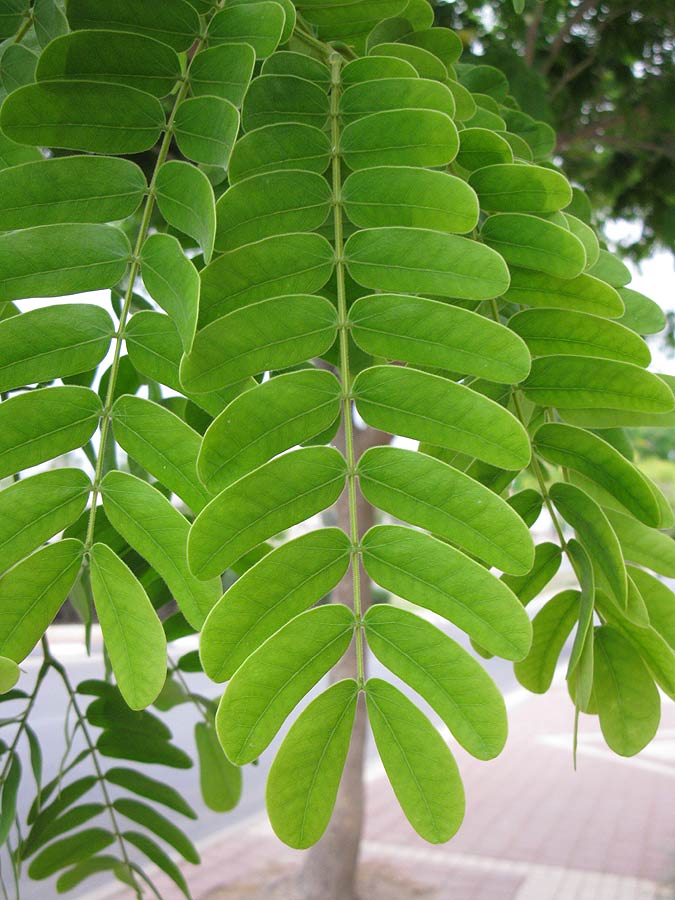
[1,43,38,94]
[113,798,199,862]
[155,161,216,264]
[0,155,146,229]
[141,234,199,353]
[509,308,651,367]
[228,0,295,43]
[370,42,447,81]
[0,81,165,155]
[341,55,418,84]
[618,287,666,335]
[208,3,286,58]
[515,590,580,693]
[189,43,256,106]
[366,678,464,843]
[503,269,624,318]
[340,78,455,122]
[28,830,115,882]
[502,109,556,160]
[605,508,675,577]
[101,471,220,630]
[481,213,586,279]
[215,170,332,252]
[564,213,600,268]
[228,123,332,183]
[90,542,166,711]
[267,679,358,849]
[297,0,408,43]
[341,109,458,169]
[242,74,329,131]
[199,233,335,325]
[362,525,532,660]
[35,30,181,97]
[0,223,130,302]
[508,488,543,526]
[188,447,347,579]
[365,605,507,759]
[353,366,530,470]
[593,626,660,757]
[468,163,572,212]
[357,446,534,574]
[0,540,83,663]
[181,295,338,393]
[456,127,513,172]
[502,542,562,606]
[588,248,631,288]
[0,303,113,393]
[629,568,675,652]
[198,369,342,492]
[522,357,673,412]
[0,386,102,480]
[262,48,331,84]
[174,96,239,167]
[565,540,595,703]
[216,604,355,765]
[200,528,351,682]
[444,78,477,120]
[345,227,510,300]
[0,470,90,575]
[402,27,463,64]
[349,293,530,383]
[569,467,673,531]
[534,423,661,527]
[342,167,479,234]
[0,657,19,694]
[67,0,200,51]
[459,64,508,99]
[549,481,627,608]
[195,722,242,813]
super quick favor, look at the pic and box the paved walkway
[93,685,675,900]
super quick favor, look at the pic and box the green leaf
[215,170,332,252]
[33,0,68,46]
[200,528,351,682]
[504,269,624,318]
[604,508,675,577]
[228,122,332,183]
[112,395,210,513]
[502,541,562,606]
[199,233,334,325]
[370,42,447,81]
[588,249,631,288]
[90,542,167,710]
[357,446,534,574]
[593,626,660,756]
[0,386,102,479]
[26,774,97,831]
[97,731,191,770]
[0,303,113,393]
[155,161,216,264]
[509,308,651,366]
[515,590,580,693]
[340,77,455,122]
[101,471,220,629]
[55,856,127,894]
[456,127,513,171]
[174,96,239,167]
[0,540,83,662]
[549,481,626,608]
[341,109,458,169]
[216,604,355,765]
[267,679,358,849]
[188,447,347,579]
[468,163,572,212]
[365,605,506,759]
[195,722,242,812]
[0,469,90,575]
[298,0,407,43]
[563,213,600,268]
[181,295,338,393]
[534,423,661,527]
[0,0,28,38]
[104,768,196,819]
[0,224,130,302]
[366,678,464,843]
[1,81,165,155]
[208,2,286,58]
[459,65,509,100]
[36,30,181,97]
[481,213,586,278]
[141,233,199,353]
[507,488,543,526]
[114,799,199,863]
[617,287,666,335]
[0,657,19,693]
[242,74,329,131]
[262,50,331,85]
[189,42,256,106]
[67,0,201,51]
[0,753,21,845]
[198,369,342,492]
[353,366,530,470]
[341,55,418,84]
[1,44,38,94]
[28,829,115,880]
[402,26,463,65]
[349,293,530,383]
[628,567,675,651]
[0,156,146,229]
[362,525,532,660]
[121,832,191,899]
[345,227,510,300]
[21,803,105,859]
[523,356,673,412]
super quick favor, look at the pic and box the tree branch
[542,0,597,75]
[524,1,544,68]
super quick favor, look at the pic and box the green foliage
[0,1,673,894]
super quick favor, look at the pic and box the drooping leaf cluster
[0,0,673,891]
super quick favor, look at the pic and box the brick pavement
[90,686,675,900]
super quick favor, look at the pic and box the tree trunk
[294,423,378,900]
